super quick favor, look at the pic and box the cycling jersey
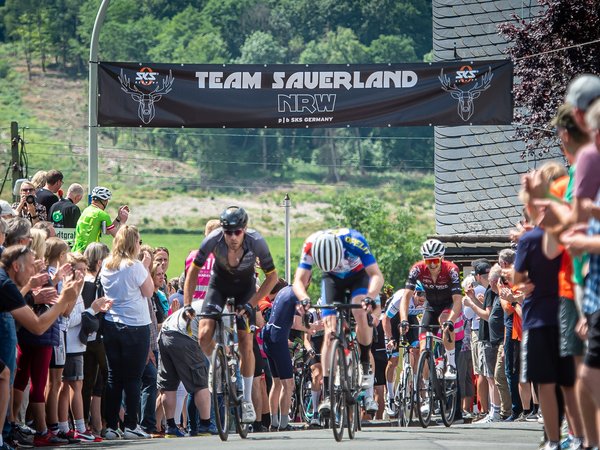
[193,228,275,281]
[405,260,461,310]
[298,228,376,279]
[385,289,424,318]
[72,205,112,253]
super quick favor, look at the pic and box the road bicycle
[414,324,458,428]
[202,298,249,441]
[315,303,362,442]
[392,332,415,427]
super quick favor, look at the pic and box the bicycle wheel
[299,371,313,423]
[211,346,230,441]
[439,373,458,427]
[415,350,434,428]
[234,404,249,439]
[399,364,414,427]
[347,346,360,439]
[329,340,346,442]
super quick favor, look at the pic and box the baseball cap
[473,261,491,276]
[565,74,600,111]
[0,200,16,217]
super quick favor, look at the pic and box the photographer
[12,181,47,225]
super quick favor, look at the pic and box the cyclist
[381,281,426,416]
[399,239,462,380]
[292,228,384,416]
[183,206,278,423]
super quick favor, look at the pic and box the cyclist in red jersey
[399,239,463,379]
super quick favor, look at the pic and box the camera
[25,194,35,204]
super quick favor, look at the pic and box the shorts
[521,326,575,386]
[201,276,256,331]
[309,335,324,365]
[584,311,600,369]
[50,331,67,369]
[263,328,293,380]
[420,304,452,329]
[457,349,474,397]
[320,271,369,318]
[158,330,208,392]
[559,298,584,357]
[62,354,84,381]
[481,342,498,378]
[471,331,484,375]
[253,337,265,377]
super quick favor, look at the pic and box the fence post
[283,193,291,283]
[11,121,21,200]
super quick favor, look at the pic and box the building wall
[432,0,558,234]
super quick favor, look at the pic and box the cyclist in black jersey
[183,206,278,424]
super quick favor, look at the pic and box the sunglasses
[415,291,425,297]
[424,257,441,265]
[224,229,244,236]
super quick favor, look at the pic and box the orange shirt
[550,176,575,301]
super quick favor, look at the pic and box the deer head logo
[439,67,493,122]
[118,69,174,124]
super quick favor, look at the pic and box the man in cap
[0,201,16,220]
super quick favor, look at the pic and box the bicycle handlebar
[314,303,363,310]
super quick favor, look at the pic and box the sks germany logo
[118,68,174,124]
[439,66,493,121]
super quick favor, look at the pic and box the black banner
[97,60,513,128]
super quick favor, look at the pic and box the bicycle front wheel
[439,374,458,427]
[399,364,414,427]
[299,370,313,423]
[211,346,230,441]
[415,350,433,428]
[329,340,346,442]
[347,346,360,439]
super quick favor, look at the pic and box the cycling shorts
[200,275,256,331]
[320,270,369,318]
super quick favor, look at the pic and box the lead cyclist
[292,228,384,416]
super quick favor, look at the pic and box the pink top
[186,250,215,300]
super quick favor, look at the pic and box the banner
[54,227,76,247]
[97,60,513,128]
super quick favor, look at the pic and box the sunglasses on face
[224,229,244,236]
[415,291,425,297]
[424,257,441,265]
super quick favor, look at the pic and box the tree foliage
[333,193,425,289]
[498,0,600,155]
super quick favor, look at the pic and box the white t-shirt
[161,300,204,340]
[101,260,151,326]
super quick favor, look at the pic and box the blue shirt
[583,216,600,315]
[264,286,299,342]
[514,227,561,330]
[298,228,376,279]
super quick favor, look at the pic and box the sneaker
[543,442,560,450]
[165,426,186,438]
[278,425,294,432]
[525,410,539,422]
[123,425,151,439]
[55,430,81,444]
[318,397,331,416]
[444,365,457,380]
[504,414,520,422]
[475,413,501,424]
[241,401,256,423]
[104,427,123,440]
[269,425,279,432]
[33,432,69,447]
[309,416,321,428]
[364,396,378,414]
[463,412,473,420]
[74,429,102,443]
[538,412,544,424]
[15,423,35,436]
[385,397,397,417]
[195,424,218,436]
[8,426,33,448]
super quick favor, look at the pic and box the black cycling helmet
[220,206,248,230]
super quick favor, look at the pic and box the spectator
[49,183,83,229]
[0,218,7,256]
[29,171,47,190]
[72,186,129,253]
[100,225,153,440]
[81,242,110,436]
[0,201,16,221]
[184,219,221,300]
[35,170,63,214]
[32,221,56,238]
[12,181,46,225]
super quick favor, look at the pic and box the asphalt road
[57,421,544,450]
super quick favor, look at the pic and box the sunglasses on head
[224,229,244,236]
[424,257,441,265]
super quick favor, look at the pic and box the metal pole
[283,193,291,283]
[10,122,20,199]
[88,0,111,199]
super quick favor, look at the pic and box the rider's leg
[321,315,336,399]
[238,331,255,403]
[438,311,456,368]
[385,355,398,400]
[352,296,373,373]
[198,319,216,357]
[268,377,282,428]
[311,363,322,414]
[278,378,295,429]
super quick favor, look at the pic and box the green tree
[299,27,368,64]
[368,34,417,63]
[236,31,286,64]
[333,193,425,289]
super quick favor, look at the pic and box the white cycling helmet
[312,232,344,272]
[91,186,112,201]
[420,238,445,258]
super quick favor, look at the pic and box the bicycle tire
[347,346,360,439]
[399,364,414,427]
[439,374,458,427]
[329,340,346,442]
[415,350,434,428]
[211,346,230,441]
[299,370,313,422]
[234,404,249,438]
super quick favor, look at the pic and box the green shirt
[72,204,112,253]
[565,164,588,286]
